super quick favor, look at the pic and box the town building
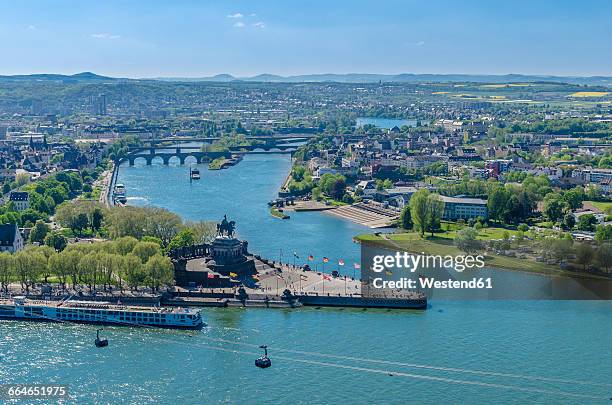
[440,196,488,220]
[9,191,30,211]
[0,223,24,253]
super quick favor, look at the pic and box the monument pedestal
[209,236,255,278]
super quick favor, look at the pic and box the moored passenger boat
[0,297,204,329]
[190,166,201,180]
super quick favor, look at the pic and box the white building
[9,192,30,211]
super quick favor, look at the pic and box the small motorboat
[190,166,201,180]
[255,345,271,368]
[95,329,108,348]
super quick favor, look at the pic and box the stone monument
[209,215,255,277]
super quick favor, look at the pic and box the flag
[293,252,299,259]
[323,257,329,263]
[338,259,345,266]
[207,273,215,279]
[354,263,361,269]
[308,255,314,261]
[229,272,238,278]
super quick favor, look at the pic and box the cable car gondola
[255,345,271,368]
[95,329,108,348]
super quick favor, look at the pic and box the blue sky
[0,0,610,77]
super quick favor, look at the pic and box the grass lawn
[585,201,612,213]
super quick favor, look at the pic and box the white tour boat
[0,297,204,329]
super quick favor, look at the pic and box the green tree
[594,225,612,242]
[595,243,612,273]
[29,220,51,244]
[132,241,162,264]
[426,194,444,236]
[91,208,104,231]
[186,220,216,244]
[0,252,14,292]
[574,243,594,271]
[487,187,509,223]
[541,238,573,263]
[517,223,529,233]
[144,254,174,291]
[399,205,412,230]
[455,227,482,254]
[79,253,97,291]
[561,213,576,231]
[167,228,196,252]
[44,231,68,252]
[409,189,430,237]
[13,250,46,292]
[577,214,597,231]
[115,236,139,255]
[98,253,122,290]
[562,187,584,210]
[48,252,72,289]
[122,254,146,291]
[543,193,567,223]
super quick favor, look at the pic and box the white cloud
[252,22,266,29]
[227,13,243,18]
[233,22,245,28]
[91,33,121,40]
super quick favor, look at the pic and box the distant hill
[0,72,117,82]
[154,73,612,86]
[1,71,610,86]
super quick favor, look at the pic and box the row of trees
[0,238,175,293]
[53,203,216,250]
[539,239,612,273]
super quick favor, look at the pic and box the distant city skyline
[1,0,611,78]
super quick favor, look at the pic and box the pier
[169,255,427,310]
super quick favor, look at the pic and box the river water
[356,117,417,129]
[1,154,610,404]
[117,153,368,271]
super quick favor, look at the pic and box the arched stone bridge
[123,148,230,166]
[122,141,303,166]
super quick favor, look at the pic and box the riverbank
[356,232,610,280]
[326,201,398,228]
[283,200,335,211]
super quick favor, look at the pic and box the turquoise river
[1,154,611,404]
